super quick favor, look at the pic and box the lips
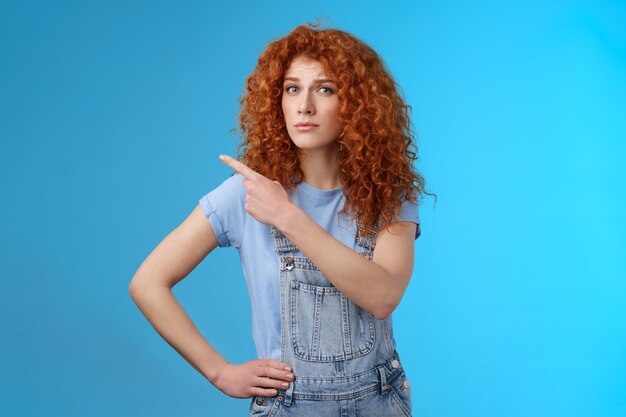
[295,125,318,132]
[294,122,319,132]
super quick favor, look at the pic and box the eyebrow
[283,77,337,84]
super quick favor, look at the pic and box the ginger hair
[236,22,434,235]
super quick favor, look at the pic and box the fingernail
[286,373,294,380]
[282,382,289,388]
[219,155,225,160]
[284,366,291,371]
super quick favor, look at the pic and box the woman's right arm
[128,205,294,398]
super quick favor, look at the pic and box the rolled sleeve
[397,195,422,240]
[199,194,230,247]
[197,173,246,248]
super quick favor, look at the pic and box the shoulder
[398,192,420,219]
[202,173,246,203]
[217,172,246,192]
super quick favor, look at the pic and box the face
[281,56,343,153]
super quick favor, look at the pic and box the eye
[285,85,299,94]
[319,86,334,94]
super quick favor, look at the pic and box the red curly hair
[236,22,432,235]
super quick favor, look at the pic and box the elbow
[128,274,172,303]
[373,309,391,321]
[128,275,149,302]
[371,287,406,320]
[371,274,409,320]
[371,299,399,321]
[128,277,140,300]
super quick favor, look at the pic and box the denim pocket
[289,280,375,362]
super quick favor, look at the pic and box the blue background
[1,1,624,416]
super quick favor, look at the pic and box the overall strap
[270,218,381,255]
[270,226,298,254]
[355,219,381,253]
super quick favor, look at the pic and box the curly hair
[236,22,434,235]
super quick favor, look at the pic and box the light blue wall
[1,1,624,416]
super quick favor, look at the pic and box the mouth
[295,123,319,131]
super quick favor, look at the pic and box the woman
[129,23,432,416]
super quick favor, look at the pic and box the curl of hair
[236,22,435,235]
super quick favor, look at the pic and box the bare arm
[128,205,293,398]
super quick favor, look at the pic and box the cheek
[327,102,341,124]
[281,98,291,118]
[325,108,342,129]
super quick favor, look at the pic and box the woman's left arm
[219,155,417,319]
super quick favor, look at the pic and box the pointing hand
[219,155,295,227]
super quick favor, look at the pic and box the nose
[297,91,315,115]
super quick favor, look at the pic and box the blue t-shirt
[199,173,421,360]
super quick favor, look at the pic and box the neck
[299,145,341,190]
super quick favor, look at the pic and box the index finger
[219,154,258,179]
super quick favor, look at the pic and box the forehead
[284,56,328,78]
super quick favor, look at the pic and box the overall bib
[249,221,413,417]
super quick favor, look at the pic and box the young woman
[129,23,432,416]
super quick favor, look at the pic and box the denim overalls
[249,220,413,417]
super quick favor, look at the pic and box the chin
[289,135,336,149]
[292,142,337,152]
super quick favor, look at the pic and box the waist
[277,350,405,400]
